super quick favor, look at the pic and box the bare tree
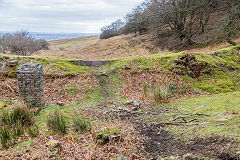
[123,1,150,35]
[100,19,125,39]
[219,0,240,45]
[0,31,49,55]
[148,0,216,46]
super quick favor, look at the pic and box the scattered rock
[46,140,61,151]
[109,135,121,141]
[95,127,120,144]
[56,101,64,106]
[133,101,141,107]
[8,60,18,67]
[183,153,198,160]
[32,155,40,160]
[49,154,56,159]
[103,111,109,115]
[110,105,116,108]
[125,100,133,105]
[122,108,131,112]
[111,109,120,112]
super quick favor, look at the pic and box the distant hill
[0,31,99,41]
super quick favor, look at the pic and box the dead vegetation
[0,75,98,106]
[33,33,240,62]
[33,35,156,60]
[120,71,198,103]
[0,117,145,159]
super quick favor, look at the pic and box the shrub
[46,110,67,135]
[0,30,49,55]
[72,116,91,133]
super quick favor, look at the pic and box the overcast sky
[0,0,143,33]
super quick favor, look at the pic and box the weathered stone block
[17,63,44,108]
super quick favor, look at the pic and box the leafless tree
[147,0,216,46]
[216,0,240,45]
[123,1,150,35]
[100,0,239,47]
[100,19,125,39]
[0,31,49,55]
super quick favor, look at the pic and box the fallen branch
[174,124,224,135]
[156,122,199,126]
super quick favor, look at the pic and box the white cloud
[0,0,143,33]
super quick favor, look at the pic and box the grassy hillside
[49,35,99,50]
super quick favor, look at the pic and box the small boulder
[133,101,141,107]
[125,100,133,105]
[8,60,18,67]
[95,127,120,144]
[46,139,61,151]
[56,101,64,106]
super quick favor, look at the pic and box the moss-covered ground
[159,92,240,142]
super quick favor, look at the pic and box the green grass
[36,105,77,134]
[72,116,91,133]
[50,36,99,50]
[0,105,37,148]
[0,101,6,109]
[13,139,33,152]
[0,53,93,75]
[161,92,240,141]
[46,109,67,135]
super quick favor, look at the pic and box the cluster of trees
[100,0,240,48]
[0,31,49,56]
[100,19,125,39]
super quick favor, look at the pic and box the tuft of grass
[0,104,34,128]
[9,105,34,127]
[11,122,24,138]
[152,83,170,103]
[0,126,11,148]
[143,82,148,98]
[0,104,37,148]
[26,125,39,137]
[46,109,67,135]
[142,81,170,103]
[72,116,91,133]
